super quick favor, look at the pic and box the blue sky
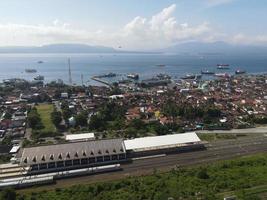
[0,0,266,49]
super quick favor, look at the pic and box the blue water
[0,53,266,85]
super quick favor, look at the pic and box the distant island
[0,42,266,55]
[0,44,150,54]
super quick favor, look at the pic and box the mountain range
[161,41,267,56]
[0,42,266,55]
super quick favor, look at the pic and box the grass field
[36,104,56,132]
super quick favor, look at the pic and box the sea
[0,53,266,86]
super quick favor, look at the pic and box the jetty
[91,76,113,88]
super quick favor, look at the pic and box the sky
[0,0,266,50]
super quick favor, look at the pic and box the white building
[65,133,95,142]
[124,132,202,153]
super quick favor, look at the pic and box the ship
[34,75,44,81]
[156,64,165,67]
[201,70,215,75]
[25,69,37,73]
[37,61,44,64]
[235,69,246,75]
[156,73,171,80]
[95,73,117,78]
[217,64,230,69]
[215,73,230,78]
[181,74,202,80]
[127,73,139,80]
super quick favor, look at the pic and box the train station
[20,138,126,172]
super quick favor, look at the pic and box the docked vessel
[217,64,230,69]
[215,73,230,78]
[181,74,202,80]
[127,73,139,80]
[34,75,44,81]
[235,69,246,74]
[95,73,116,78]
[201,70,215,75]
[156,73,171,80]
[25,69,37,73]
[156,64,165,67]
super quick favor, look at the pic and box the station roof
[65,133,95,141]
[124,132,201,151]
[20,138,125,166]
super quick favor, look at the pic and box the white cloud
[230,33,267,45]
[122,4,213,49]
[0,4,266,49]
[0,4,215,49]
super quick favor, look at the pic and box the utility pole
[81,74,84,86]
[68,58,72,85]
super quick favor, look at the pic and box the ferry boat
[201,70,215,75]
[25,69,37,73]
[217,64,230,69]
[235,69,246,75]
[127,73,139,80]
[181,74,202,80]
[34,75,44,81]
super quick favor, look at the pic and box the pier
[91,76,113,88]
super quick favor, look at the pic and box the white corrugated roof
[124,132,201,151]
[65,133,95,141]
[10,145,20,154]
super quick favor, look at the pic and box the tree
[51,110,62,127]
[88,114,104,131]
[27,108,43,129]
[75,112,88,127]
[128,118,146,130]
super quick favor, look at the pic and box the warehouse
[20,138,126,173]
[65,133,95,142]
[124,132,204,157]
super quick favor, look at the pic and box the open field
[36,104,56,132]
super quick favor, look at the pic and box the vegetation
[51,110,62,128]
[13,153,267,200]
[75,111,88,127]
[88,101,126,132]
[28,104,59,139]
[0,154,12,164]
[162,100,222,124]
[198,133,247,141]
[0,188,16,200]
[61,101,72,121]
[27,107,43,130]
[36,104,56,132]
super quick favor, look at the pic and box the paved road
[19,134,267,191]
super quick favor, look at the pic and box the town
[0,72,267,193]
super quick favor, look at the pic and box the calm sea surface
[0,53,266,86]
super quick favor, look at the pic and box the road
[19,134,267,192]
